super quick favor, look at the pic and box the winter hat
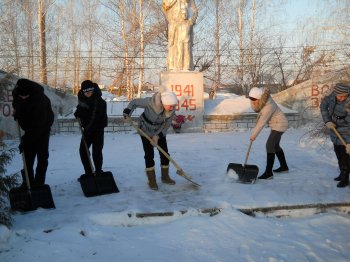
[161,90,178,105]
[334,83,349,95]
[248,87,263,100]
[81,80,94,93]
[16,78,40,96]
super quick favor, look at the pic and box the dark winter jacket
[12,79,54,140]
[320,92,350,145]
[74,85,107,133]
[125,92,176,137]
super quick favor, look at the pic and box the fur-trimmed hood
[124,86,176,137]
[251,88,271,113]
[150,92,164,114]
[150,86,175,117]
[250,88,288,139]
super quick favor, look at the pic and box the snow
[1,126,350,261]
[204,93,298,115]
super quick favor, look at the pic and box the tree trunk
[137,0,144,99]
[248,0,256,85]
[11,13,21,75]
[120,0,130,100]
[212,0,221,100]
[22,1,34,79]
[88,3,93,81]
[53,33,59,88]
[129,1,137,100]
[238,0,244,95]
[97,41,104,84]
[38,0,48,84]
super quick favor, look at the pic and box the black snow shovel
[9,123,55,211]
[226,141,259,184]
[77,119,119,197]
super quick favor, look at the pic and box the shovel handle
[77,118,95,174]
[243,141,253,167]
[330,126,347,147]
[128,120,190,178]
[16,122,31,190]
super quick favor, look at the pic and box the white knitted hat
[248,87,263,99]
[161,90,178,105]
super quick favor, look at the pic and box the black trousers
[79,129,104,174]
[266,130,284,153]
[140,135,170,168]
[22,129,50,186]
[334,144,350,177]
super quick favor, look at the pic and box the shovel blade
[9,184,55,211]
[79,171,119,197]
[227,163,259,184]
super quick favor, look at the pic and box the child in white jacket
[123,89,178,190]
[249,87,289,180]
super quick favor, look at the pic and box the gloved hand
[346,144,350,155]
[73,110,78,119]
[326,121,336,129]
[123,108,131,120]
[151,135,159,146]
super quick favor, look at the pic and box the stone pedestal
[160,71,204,132]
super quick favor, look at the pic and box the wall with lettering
[310,83,332,109]
[0,85,14,118]
[0,73,17,138]
[273,77,339,124]
[0,72,78,137]
[160,71,204,132]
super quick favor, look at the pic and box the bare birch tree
[21,1,35,79]
[137,0,145,98]
[209,0,221,99]
[120,0,131,99]
[38,0,48,84]
[128,1,138,99]
[247,0,255,85]
[238,0,245,94]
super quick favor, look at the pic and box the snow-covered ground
[1,126,350,262]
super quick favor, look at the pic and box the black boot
[337,171,349,188]
[273,150,289,173]
[336,151,349,187]
[258,153,275,180]
[337,180,349,187]
[334,174,341,181]
[19,170,28,189]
